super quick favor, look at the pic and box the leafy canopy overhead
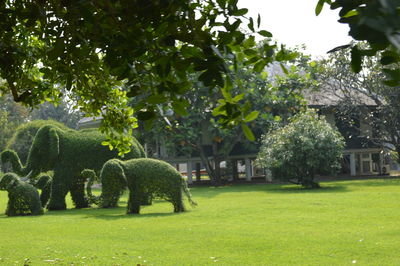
[317,0,400,86]
[0,0,292,154]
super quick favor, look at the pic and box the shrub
[257,109,345,188]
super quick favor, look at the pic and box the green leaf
[280,63,289,74]
[212,104,227,116]
[254,60,266,72]
[147,94,167,104]
[315,0,326,16]
[137,111,156,121]
[241,123,255,141]
[172,101,189,116]
[233,8,248,16]
[244,111,259,122]
[258,30,272,38]
[343,10,358,18]
[232,93,244,103]
[350,46,362,73]
[248,17,254,32]
[257,14,261,28]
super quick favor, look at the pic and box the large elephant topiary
[84,158,197,214]
[1,125,146,210]
[0,173,43,216]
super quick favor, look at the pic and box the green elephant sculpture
[1,125,146,210]
[0,173,43,216]
[84,158,197,214]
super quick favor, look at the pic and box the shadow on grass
[190,182,350,199]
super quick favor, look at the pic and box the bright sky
[238,0,352,58]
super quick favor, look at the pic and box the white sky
[238,0,352,58]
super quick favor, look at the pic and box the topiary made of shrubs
[0,172,43,216]
[1,124,146,210]
[84,158,197,214]
[5,119,69,166]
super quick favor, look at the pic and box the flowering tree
[257,109,345,188]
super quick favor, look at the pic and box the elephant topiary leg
[173,191,185,213]
[30,204,44,215]
[70,178,89,208]
[47,181,69,210]
[127,189,141,214]
[39,185,51,208]
[5,198,16,216]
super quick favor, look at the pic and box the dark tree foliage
[0,0,290,154]
[317,0,400,86]
[1,124,146,210]
[0,172,43,216]
[85,158,196,214]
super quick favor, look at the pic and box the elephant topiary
[0,173,43,216]
[1,125,146,210]
[4,120,70,166]
[84,158,197,214]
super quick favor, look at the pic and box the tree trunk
[197,141,217,185]
[232,159,239,180]
[211,142,221,186]
[195,162,201,183]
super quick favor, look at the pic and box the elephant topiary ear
[49,128,60,159]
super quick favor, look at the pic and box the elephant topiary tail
[81,169,101,205]
[1,150,26,176]
[182,179,197,207]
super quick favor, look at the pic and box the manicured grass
[0,178,400,265]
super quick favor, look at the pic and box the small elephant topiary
[0,173,43,216]
[84,158,197,214]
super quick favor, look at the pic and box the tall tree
[0,95,30,150]
[0,0,292,154]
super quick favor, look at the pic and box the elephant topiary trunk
[84,158,197,214]
[1,125,146,210]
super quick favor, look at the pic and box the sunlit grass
[0,178,399,265]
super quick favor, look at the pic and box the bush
[257,109,345,188]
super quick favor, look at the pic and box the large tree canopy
[0,0,291,153]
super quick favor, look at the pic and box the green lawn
[0,179,400,265]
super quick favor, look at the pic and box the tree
[0,95,30,150]
[317,0,400,86]
[257,109,345,188]
[139,54,312,185]
[30,96,81,129]
[0,0,292,154]
[315,45,400,164]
